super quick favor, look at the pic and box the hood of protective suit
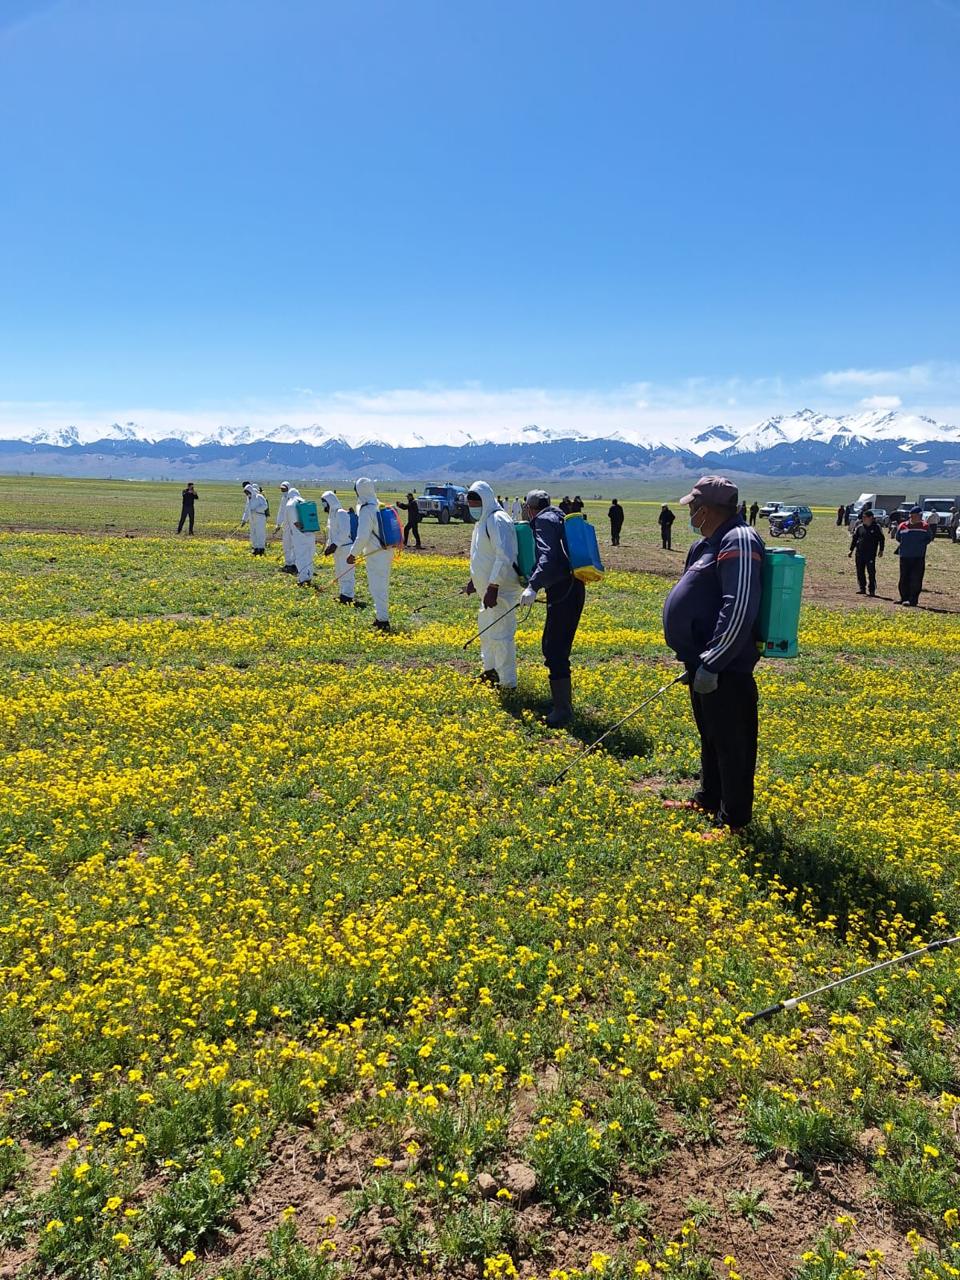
[321,490,342,514]
[355,477,378,505]
[279,481,290,492]
[468,481,501,521]
[285,486,301,502]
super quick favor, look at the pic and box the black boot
[373,619,391,632]
[339,594,354,605]
[479,669,499,686]
[545,678,572,727]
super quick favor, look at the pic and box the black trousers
[855,553,877,594]
[660,527,672,549]
[898,556,926,605]
[177,505,195,533]
[542,578,585,680]
[403,521,421,548]
[610,523,622,546]
[689,670,759,829]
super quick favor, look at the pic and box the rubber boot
[373,619,391,632]
[545,678,572,727]
[339,594,354,605]
[479,669,499,686]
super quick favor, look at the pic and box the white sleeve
[241,499,250,525]
[276,498,285,528]
[351,505,378,557]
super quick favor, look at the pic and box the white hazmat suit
[283,488,316,584]
[321,490,356,602]
[350,476,395,626]
[468,481,522,688]
[241,484,268,553]
[276,482,296,570]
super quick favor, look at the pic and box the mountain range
[2,408,960,480]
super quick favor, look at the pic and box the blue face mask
[689,510,704,534]
[467,504,481,522]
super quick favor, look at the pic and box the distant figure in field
[749,501,759,526]
[848,507,884,596]
[738,500,747,520]
[950,507,960,543]
[895,507,933,607]
[396,493,422,548]
[571,495,585,513]
[607,498,625,546]
[559,496,574,514]
[511,497,522,520]
[275,482,297,572]
[658,504,675,550]
[177,483,198,534]
[836,504,845,527]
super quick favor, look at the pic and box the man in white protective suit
[275,482,297,573]
[347,477,394,630]
[321,491,357,605]
[240,483,268,555]
[283,487,316,586]
[464,481,522,689]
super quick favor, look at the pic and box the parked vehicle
[414,484,471,524]
[917,496,960,536]
[769,504,813,528]
[758,501,784,519]
[770,510,808,540]
[851,492,905,521]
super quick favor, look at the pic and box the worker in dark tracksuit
[848,508,884,596]
[608,499,625,546]
[520,490,585,727]
[895,507,934,607]
[177,483,198,534]
[662,476,764,831]
[658,504,675,549]
[397,494,422,548]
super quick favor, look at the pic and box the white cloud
[860,395,902,410]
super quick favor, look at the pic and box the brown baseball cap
[680,476,739,507]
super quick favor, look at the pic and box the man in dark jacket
[662,476,764,831]
[836,504,845,527]
[177,483,198,534]
[608,499,625,546]
[397,493,422,548]
[895,507,934,606]
[749,501,759,526]
[848,508,884,596]
[520,490,585,727]
[658,504,675,549]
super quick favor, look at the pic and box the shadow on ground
[747,820,945,936]
[499,687,654,762]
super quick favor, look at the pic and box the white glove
[692,664,719,695]
[520,586,537,606]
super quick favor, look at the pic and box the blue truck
[415,483,471,524]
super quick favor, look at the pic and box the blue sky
[1,0,958,441]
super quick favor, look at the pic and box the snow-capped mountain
[1,407,959,479]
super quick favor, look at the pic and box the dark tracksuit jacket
[849,521,884,592]
[528,506,585,681]
[662,515,764,827]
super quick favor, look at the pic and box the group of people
[176,473,770,830]
[845,504,937,606]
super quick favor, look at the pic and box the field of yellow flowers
[2,528,959,1280]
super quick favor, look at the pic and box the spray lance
[461,597,539,650]
[547,672,685,786]
[743,935,960,1027]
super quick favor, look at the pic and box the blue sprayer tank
[757,547,805,658]
[563,513,605,584]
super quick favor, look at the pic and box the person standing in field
[895,506,934,607]
[607,498,625,546]
[177,483,198,534]
[658,504,675,549]
[520,489,585,727]
[848,507,884,596]
[749,501,759,526]
[464,482,522,689]
[950,506,960,543]
[836,503,845,527]
[348,477,395,631]
[284,487,316,586]
[275,482,297,573]
[662,476,764,832]
[321,491,357,605]
[397,493,422,548]
[241,483,268,555]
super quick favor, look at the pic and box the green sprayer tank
[757,547,805,659]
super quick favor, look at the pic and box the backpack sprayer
[743,935,960,1026]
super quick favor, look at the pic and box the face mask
[689,508,704,534]
[466,504,481,522]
